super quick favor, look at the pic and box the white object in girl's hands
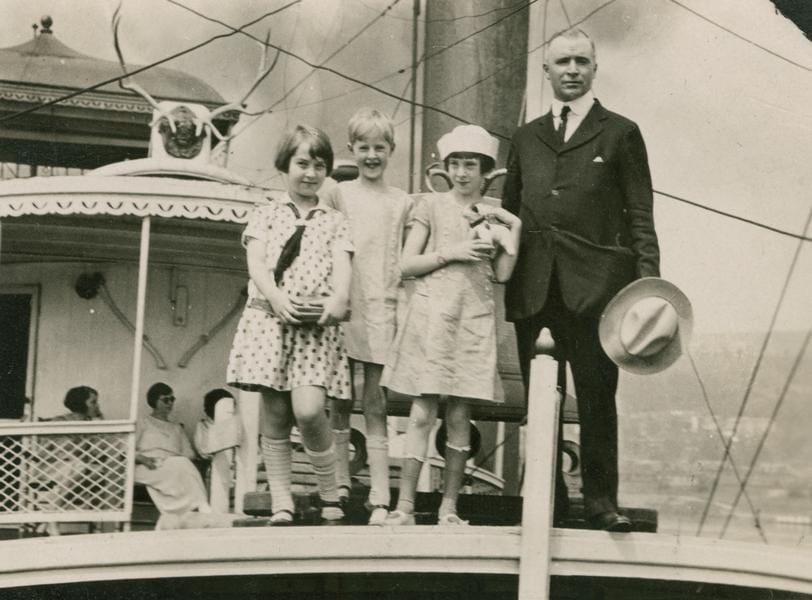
[465,205,516,256]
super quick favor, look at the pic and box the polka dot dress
[227,196,354,400]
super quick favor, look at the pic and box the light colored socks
[260,435,294,515]
[305,443,340,504]
[366,434,390,507]
[394,456,423,514]
[332,428,352,498]
[439,443,470,518]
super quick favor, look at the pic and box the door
[0,289,37,419]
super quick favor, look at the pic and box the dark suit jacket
[503,100,660,320]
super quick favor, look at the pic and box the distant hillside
[615,330,811,536]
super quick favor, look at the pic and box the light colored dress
[227,195,354,400]
[381,193,503,402]
[135,415,210,515]
[38,413,113,509]
[323,180,413,364]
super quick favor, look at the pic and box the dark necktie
[274,203,324,285]
[558,105,571,145]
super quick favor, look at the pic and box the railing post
[234,390,260,514]
[123,216,150,528]
[518,328,560,600]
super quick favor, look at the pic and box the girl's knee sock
[395,456,423,514]
[366,435,390,507]
[305,444,340,504]
[261,436,294,515]
[332,428,352,493]
[439,443,470,517]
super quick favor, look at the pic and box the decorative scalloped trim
[0,85,237,120]
[0,196,253,223]
[0,86,150,114]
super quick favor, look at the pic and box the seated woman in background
[39,386,107,534]
[135,382,211,517]
[51,385,103,421]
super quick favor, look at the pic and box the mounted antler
[208,30,280,138]
[111,5,278,163]
[112,4,176,133]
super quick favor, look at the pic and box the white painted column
[494,420,506,480]
[124,217,151,525]
[234,390,260,513]
[518,328,560,600]
[128,216,151,423]
[123,217,151,531]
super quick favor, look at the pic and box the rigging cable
[355,0,530,24]
[281,1,302,129]
[0,0,303,124]
[719,325,812,539]
[393,0,619,127]
[696,203,812,535]
[655,190,812,243]
[2,0,806,141]
[157,8,509,140]
[558,0,573,27]
[168,0,540,141]
[688,352,768,542]
[412,0,538,70]
[267,0,403,110]
[668,0,812,73]
[224,0,407,147]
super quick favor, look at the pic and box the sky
[1,0,811,339]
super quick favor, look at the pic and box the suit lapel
[560,100,605,153]
[533,112,559,151]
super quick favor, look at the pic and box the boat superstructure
[0,5,810,599]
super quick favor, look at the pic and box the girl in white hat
[381,124,522,525]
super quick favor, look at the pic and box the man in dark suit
[503,29,660,531]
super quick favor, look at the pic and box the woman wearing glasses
[135,382,211,518]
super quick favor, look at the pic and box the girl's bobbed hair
[274,124,334,176]
[146,382,172,409]
[443,151,496,176]
[64,386,97,414]
[203,388,234,420]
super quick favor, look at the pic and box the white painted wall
[1,261,246,437]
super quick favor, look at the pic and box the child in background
[322,108,412,525]
[193,388,241,460]
[227,124,354,525]
[381,125,521,525]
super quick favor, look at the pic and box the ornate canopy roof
[0,16,236,170]
[0,16,225,108]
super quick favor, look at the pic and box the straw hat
[599,277,693,374]
[437,124,499,161]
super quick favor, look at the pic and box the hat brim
[599,277,693,375]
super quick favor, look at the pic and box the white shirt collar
[551,90,595,117]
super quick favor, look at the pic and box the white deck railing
[0,420,135,525]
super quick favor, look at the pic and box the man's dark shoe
[588,511,632,532]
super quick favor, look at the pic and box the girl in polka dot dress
[227,125,354,525]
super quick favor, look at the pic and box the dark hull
[6,573,810,600]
